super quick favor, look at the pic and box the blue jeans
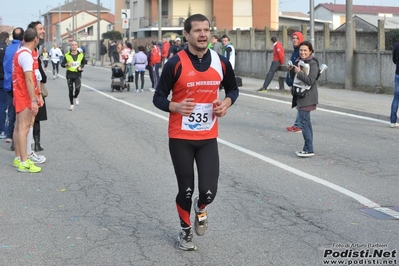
[262,61,280,88]
[0,85,8,134]
[390,74,399,123]
[152,63,160,88]
[297,109,314,153]
[6,91,15,139]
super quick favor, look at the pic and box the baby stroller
[110,61,130,92]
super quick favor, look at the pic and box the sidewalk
[239,76,392,121]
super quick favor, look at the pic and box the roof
[279,12,331,24]
[315,4,399,15]
[280,12,309,18]
[48,0,110,13]
[336,14,399,31]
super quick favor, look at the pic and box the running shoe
[13,157,21,168]
[193,196,208,236]
[257,87,267,92]
[18,159,41,173]
[295,151,315,157]
[74,98,79,106]
[178,227,197,251]
[390,122,399,128]
[6,138,12,143]
[0,131,6,139]
[28,152,46,164]
[70,105,75,111]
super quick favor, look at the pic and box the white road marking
[81,83,383,210]
[240,92,389,125]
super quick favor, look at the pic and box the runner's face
[35,24,45,40]
[185,21,210,52]
[71,42,78,52]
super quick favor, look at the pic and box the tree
[102,30,123,41]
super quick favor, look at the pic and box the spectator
[3,27,24,149]
[209,35,223,55]
[169,37,183,58]
[161,37,170,67]
[149,40,161,92]
[289,41,319,157]
[390,41,399,128]
[285,31,305,133]
[0,31,9,140]
[100,41,107,67]
[131,45,147,93]
[258,36,285,91]
[221,34,236,69]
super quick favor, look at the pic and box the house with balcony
[42,0,114,44]
[114,0,279,40]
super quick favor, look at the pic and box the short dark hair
[138,45,145,52]
[271,36,277,43]
[27,21,42,29]
[24,28,38,43]
[221,34,230,41]
[126,42,132,49]
[151,40,157,45]
[12,27,24,41]
[184,14,210,34]
[0,31,9,41]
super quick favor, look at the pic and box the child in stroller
[110,59,130,92]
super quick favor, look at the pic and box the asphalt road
[0,64,398,266]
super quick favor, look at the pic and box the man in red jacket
[258,36,285,91]
[161,37,170,67]
[149,40,161,92]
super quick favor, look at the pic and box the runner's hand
[177,98,195,116]
[213,99,227,117]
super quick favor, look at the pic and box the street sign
[122,19,129,29]
[121,9,130,19]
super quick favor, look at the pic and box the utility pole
[58,3,61,45]
[309,0,315,46]
[158,0,162,41]
[345,0,353,90]
[97,0,101,60]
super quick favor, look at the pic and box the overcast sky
[1,0,398,27]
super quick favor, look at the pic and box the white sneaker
[140,89,143,93]
[74,98,79,106]
[135,89,139,93]
[28,152,46,164]
[53,76,56,80]
[70,105,75,111]
[390,123,399,128]
[149,88,155,92]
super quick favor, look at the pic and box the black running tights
[67,77,81,104]
[169,138,219,228]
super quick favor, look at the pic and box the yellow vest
[65,52,84,72]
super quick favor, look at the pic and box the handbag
[40,83,48,98]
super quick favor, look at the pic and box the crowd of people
[8,12,399,253]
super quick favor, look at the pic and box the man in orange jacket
[161,37,170,67]
[149,40,161,91]
[258,36,285,91]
